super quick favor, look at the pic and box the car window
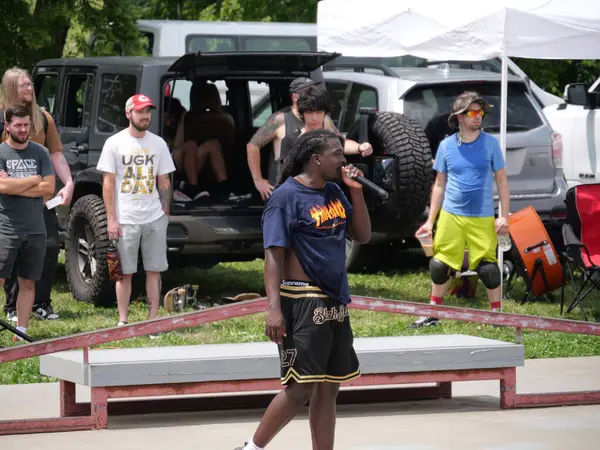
[253,95,272,127]
[165,79,229,113]
[243,37,312,52]
[403,82,544,133]
[341,83,378,132]
[97,74,138,133]
[325,81,350,130]
[63,73,94,129]
[187,36,237,53]
[34,73,58,116]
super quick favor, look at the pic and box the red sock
[430,295,443,305]
[490,301,502,310]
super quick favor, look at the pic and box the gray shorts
[117,215,169,274]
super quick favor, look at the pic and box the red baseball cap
[125,94,156,111]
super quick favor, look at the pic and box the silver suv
[253,64,568,269]
[322,67,567,214]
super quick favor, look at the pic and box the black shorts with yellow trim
[279,279,360,385]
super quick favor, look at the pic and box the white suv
[543,76,600,188]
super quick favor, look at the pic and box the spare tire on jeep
[344,111,433,271]
[347,111,433,223]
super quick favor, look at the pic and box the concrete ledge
[39,335,524,387]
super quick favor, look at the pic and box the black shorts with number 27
[279,280,360,385]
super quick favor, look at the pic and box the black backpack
[0,107,49,138]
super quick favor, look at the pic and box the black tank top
[267,107,303,186]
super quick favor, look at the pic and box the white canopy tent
[318,0,600,155]
[317,0,600,60]
[317,0,600,299]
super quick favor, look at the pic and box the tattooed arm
[247,112,285,200]
[158,174,171,215]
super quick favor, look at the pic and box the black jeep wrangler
[31,51,432,307]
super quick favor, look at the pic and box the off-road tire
[65,194,116,307]
[347,111,433,223]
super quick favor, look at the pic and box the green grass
[1,250,599,385]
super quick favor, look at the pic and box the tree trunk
[31,0,75,61]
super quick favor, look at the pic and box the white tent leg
[498,50,509,309]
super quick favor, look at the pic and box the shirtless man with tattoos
[246,78,373,200]
[97,94,175,337]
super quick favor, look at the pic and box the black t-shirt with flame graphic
[261,177,353,304]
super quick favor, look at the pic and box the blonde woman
[0,67,74,324]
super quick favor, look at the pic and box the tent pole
[498,49,509,309]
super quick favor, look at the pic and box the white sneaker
[173,190,192,202]
[33,304,59,320]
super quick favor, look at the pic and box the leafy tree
[1,0,595,99]
[513,58,600,96]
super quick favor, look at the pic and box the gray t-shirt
[0,141,54,234]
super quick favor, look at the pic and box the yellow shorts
[434,210,497,271]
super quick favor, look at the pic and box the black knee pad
[477,261,501,289]
[429,258,451,285]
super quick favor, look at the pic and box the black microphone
[347,172,390,201]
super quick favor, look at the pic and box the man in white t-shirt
[97,94,176,332]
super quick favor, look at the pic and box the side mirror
[563,83,588,105]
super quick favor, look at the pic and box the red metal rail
[0,298,267,363]
[350,296,600,335]
[1,296,599,363]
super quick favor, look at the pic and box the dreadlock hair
[297,86,332,120]
[278,129,345,186]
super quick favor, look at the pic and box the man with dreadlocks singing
[234,129,371,450]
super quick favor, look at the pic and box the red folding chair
[560,183,600,321]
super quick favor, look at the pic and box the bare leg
[309,383,340,450]
[487,285,502,310]
[207,139,228,182]
[145,271,161,320]
[173,140,200,185]
[196,139,228,182]
[252,382,315,448]
[16,278,35,329]
[431,280,450,298]
[115,274,133,323]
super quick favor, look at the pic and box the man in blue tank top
[234,129,371,450]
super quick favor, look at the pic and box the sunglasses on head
[464,110,484,117]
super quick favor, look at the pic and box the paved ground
[1,357,599,449]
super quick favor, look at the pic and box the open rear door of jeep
[168,51,341,79]
[164,51,342,259]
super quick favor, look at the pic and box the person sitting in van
[171,81,235,200]
[163,96,186,148]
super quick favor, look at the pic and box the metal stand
[0,317,36,343]
[505,244,556,304]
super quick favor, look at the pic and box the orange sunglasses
[464,110,484,117]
